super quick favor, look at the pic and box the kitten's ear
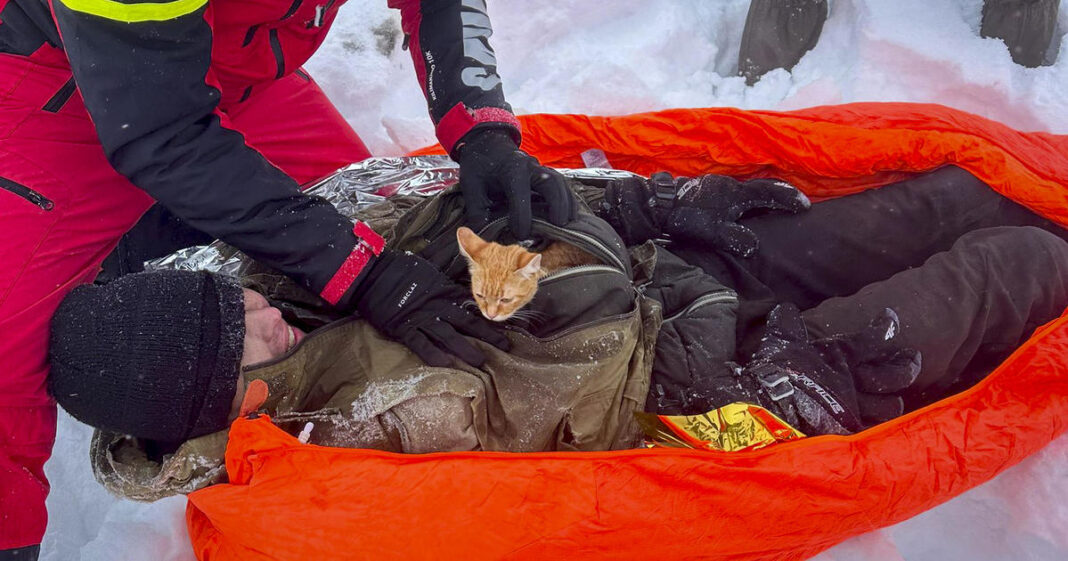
[516,253,543,279]
[457,227,489,262]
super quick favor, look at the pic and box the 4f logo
[460,0,502,91]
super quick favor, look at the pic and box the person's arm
[387,0,518,154]
[49,0,371,303]
[50,0,506,366]
[591,173,811,253]
[389,0,575,238]
[739,304,921,434]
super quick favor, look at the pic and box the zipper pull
[28,191,54,210]
[312,5,325,27]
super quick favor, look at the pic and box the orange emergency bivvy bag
[186,102,1068,561]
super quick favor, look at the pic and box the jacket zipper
[466,217,627,272]
[0,177,54,210]
[663,291,738,322]
[309,0,337,28]
[281,0,303,19]
[534,220,627,271]
[242,24,262,47]
[243,0,302,46]
[268,29,285,78]
[539,264,624,284]
[42,78,76,113]
[504,310,637,341]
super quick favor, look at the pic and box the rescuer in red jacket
[0,0,575,556]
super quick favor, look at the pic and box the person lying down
[48,165,1068,500]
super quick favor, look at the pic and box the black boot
[738,0,829,85]
[981,0,1060,67]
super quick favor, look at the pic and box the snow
[307,0,1068,156]
[41,0,1068,559]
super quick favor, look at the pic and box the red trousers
[0,47,370,549]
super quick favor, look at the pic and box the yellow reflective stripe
[58,0,209,23]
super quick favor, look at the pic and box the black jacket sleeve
[49,0,374,305]
[389,0,522,156]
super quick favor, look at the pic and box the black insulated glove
[745,304,921,435]
[603,172,810,255]
[354,250,510,367]
[456,129,577,239]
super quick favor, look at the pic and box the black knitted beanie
[49,270,246,443]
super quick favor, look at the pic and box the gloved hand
[744,304,921,434]
[456,129,577,239]
[354,250,510,367]
[602,172,810,255]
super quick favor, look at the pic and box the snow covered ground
[41,0,1068,559]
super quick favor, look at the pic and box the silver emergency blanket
[147,156,640,275]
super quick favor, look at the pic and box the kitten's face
[456,227,542,322]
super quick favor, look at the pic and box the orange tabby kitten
[456,226,597,322]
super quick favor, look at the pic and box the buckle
[647,172,677,230]
[651,172,676,203]
[752,363,795,401]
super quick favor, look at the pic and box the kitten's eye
[500,297,513,304]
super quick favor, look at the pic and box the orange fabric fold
[188,103,1068,561]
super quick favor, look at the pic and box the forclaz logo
[397,282,418,308]
[791,373,845,414]
[459,0,502,91]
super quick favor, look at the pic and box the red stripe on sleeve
[319,222,385,306]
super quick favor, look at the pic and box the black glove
[744,304,921,434]
[602,172,810,255]
[456,129,577,239]
[354,250,510,367]
[651,362,766,417]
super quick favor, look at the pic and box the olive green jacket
[91,184,737,501]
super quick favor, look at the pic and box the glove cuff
[320,222,386,311]
[440,104,521,158]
